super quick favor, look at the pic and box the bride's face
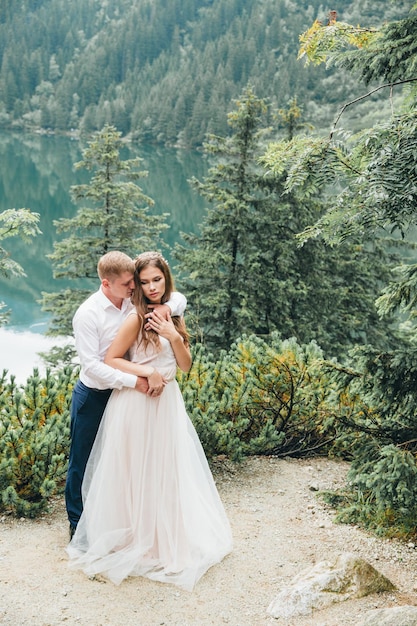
[139,265,166,303]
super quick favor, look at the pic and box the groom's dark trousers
[65,380,112,529]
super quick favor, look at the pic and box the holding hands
[147,368,167,397]
[135,371,166,397]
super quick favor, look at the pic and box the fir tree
[264,2,417,539]
[263,4,417,336]
[174,86,271,351]
[175,87,399,357]
[40,124,168,342]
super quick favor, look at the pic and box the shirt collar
[97,286,131,312]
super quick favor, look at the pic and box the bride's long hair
[132,251,189,352]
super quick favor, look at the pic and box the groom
[65,250,186,539]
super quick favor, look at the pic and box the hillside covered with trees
[3,0,417,548]
[0,0,410,146]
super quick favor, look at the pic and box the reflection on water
[0,130,207,329]
[0,328,72,384]
[0,132,207,383]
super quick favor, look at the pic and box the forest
[2,0,417,544]
[0,0,411,146]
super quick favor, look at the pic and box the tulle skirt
[66,380,232,591]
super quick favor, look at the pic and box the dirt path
[1,456,416,626]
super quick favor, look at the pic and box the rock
[355,605,417,625]
[267,552,395,619]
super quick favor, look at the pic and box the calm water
[0,131,208,330]
[0,131,208,380]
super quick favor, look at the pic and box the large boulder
[267,552,395,619]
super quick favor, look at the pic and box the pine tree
[320,344,417,537]
[174,86,270,351]
[40,124,168,341]
[267,2,417,538]
[0,367,74,517]
[174,87,399,357]
[263,5,417,336]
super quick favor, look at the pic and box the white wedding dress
[66,328,232,591]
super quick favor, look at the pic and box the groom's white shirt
[73,288,186,390]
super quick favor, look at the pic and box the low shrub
[0,367,75,517]
[179,333,341,461]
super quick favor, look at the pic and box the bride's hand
[145,303,171,330]
[147,310,178,341]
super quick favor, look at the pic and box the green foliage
[40,124,168,339]
[0,334,347,518]
[275,97,313,141]
[263,4,417,241]
[38,337,81,371]
[262,9,417,337]
[298,15,380,66]
[319,345,417,538]
[326,444,417,538]
[175,86,276,352]
[0,207,41,326]
[284,4,417,539]
[376,262,417,334]
[0,209,41,274]
[263,111,417,243]
[0,367,75,517]
[41,289,92,340]
[50,124,167,279]
[0,0,406,146]
[178,333,339,462]
[333,9,417,85]
[177,87,401,358]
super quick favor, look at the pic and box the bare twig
[330,77,417,140]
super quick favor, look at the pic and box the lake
[0,131,208,381]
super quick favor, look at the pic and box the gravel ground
[1,456,417,626]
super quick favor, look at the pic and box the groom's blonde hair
[97,251,134,280]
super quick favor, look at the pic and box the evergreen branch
[320,360,361,378]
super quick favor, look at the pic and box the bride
[67,251,232,591]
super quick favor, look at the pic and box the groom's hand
[135,376,149,394]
